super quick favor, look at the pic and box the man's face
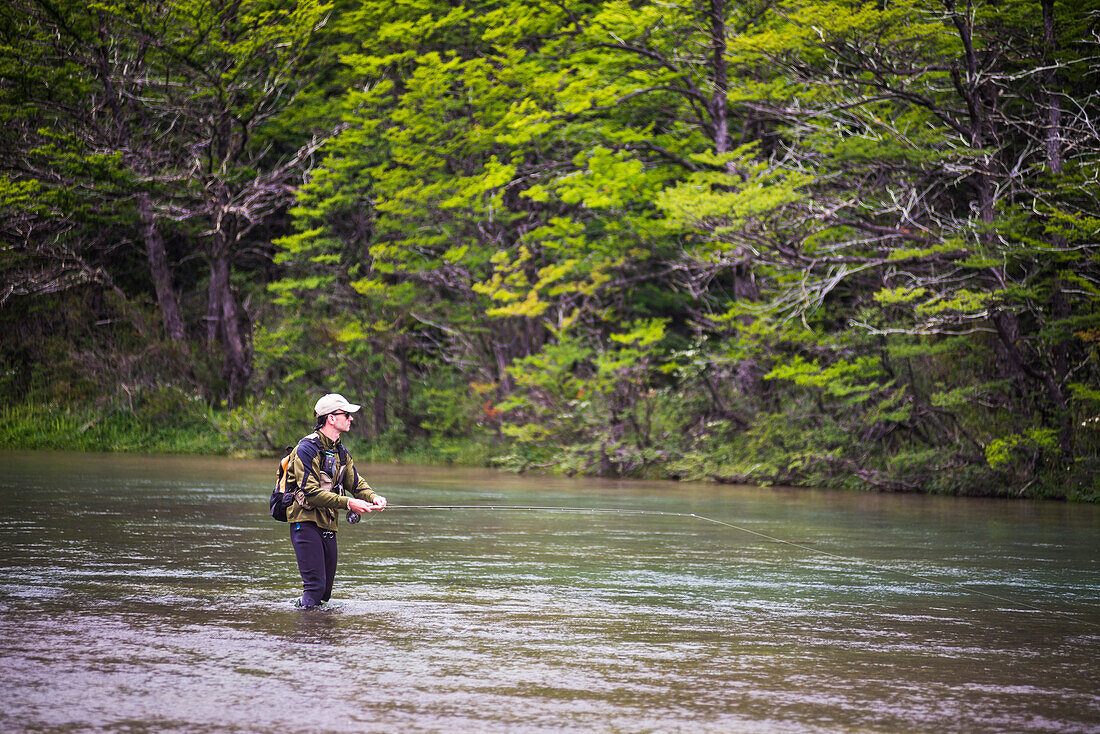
[329,411,354,433]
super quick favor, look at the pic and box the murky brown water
[0,450,1096,732]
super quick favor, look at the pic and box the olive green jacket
[285,431,377,532]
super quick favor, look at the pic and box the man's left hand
[348,497,373,514]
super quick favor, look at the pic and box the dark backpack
[269,444,300,522]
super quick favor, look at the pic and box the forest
[1,0,1097,500]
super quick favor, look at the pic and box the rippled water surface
[0,450,1097,733]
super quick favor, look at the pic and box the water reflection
[0,450,1097,733]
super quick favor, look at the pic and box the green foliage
[985,429,1060,472]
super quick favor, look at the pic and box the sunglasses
[330,411,353,418]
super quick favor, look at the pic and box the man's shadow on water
[245,602,347,644]
[280,604,348,644]
[290,607,345,644]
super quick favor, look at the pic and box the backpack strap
[333,442,351,494]
[294,433,324,488]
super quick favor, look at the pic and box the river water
[0,450,1096,733]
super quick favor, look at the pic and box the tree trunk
[708,0,730,156]
[206,274,219,344]
[1048,279,1074,455]
[946,0,996,227]
[1039,0,1071,454]
[396,339,412,432]
[373,373,388,438]
[494,328,514,393]
[1041,0,1063,174]
[733,261,758,301]
[208,250,251,403]
[993,311,1069,428]
[138,194,186,343]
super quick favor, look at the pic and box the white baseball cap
[314,393,361,417]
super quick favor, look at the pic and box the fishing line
[388,504,1099,627]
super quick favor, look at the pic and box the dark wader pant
[291,521,337,607]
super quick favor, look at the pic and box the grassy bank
[0,401,224,454]
[0,398,496,466]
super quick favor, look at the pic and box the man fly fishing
[284,393,386,608]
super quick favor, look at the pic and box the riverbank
[4,398,1096,502]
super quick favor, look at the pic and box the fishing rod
[386,503,1099,626]
[390,504,824,553]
